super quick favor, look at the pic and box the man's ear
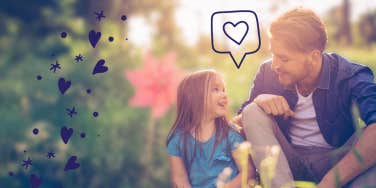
[309,49,321,63]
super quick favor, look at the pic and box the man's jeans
[242,103,376,188]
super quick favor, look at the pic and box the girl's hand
[230,115,243,133]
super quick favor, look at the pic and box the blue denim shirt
[238,53,376,147]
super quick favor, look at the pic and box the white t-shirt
[289,87,333,148]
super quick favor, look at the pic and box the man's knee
[241,102,275,132]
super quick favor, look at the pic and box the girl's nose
[221,91,228,98]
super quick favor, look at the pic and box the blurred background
[1,0,376,187]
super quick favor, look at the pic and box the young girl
[166,69,254,188]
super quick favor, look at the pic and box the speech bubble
[211,10,261,69]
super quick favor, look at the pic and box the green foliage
[294,181,316,188]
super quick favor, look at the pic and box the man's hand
[253,94,295,119]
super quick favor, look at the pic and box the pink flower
[125,51,184,119]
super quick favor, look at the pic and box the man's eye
[281,58,288,62]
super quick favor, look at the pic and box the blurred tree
[329,0,352,45]
[341,0,352,45]
[0,0,180,187]
[359,10,376,46]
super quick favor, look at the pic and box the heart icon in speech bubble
[223,21,249,45]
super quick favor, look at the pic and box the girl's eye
[213,87,220,92]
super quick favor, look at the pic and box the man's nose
[271,58,281,72]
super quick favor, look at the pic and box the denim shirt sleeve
[237,63,266,114]
[348,67,376,126]
[166,133,182,157]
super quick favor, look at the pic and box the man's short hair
[268,8,328,52]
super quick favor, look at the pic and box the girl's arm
[224,173,242,188]
[224,150,257,188]
[168,155,192,188]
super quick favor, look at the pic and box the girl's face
[205,74,228,120]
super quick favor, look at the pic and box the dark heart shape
[92,59,108,75]
[30,174,43,188]
[88,30,101,48]
[58,78,71,95]
[60,126,73,144]
[223,21,249,45]
[64,156,80,171]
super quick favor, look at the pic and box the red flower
[125,51,184,119]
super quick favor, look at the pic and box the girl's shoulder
[166,129,186,156]
[225,126,245,151]
[167,129,185,141]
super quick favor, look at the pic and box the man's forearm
[319,124,376,187]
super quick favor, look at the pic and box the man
[235,8,376,188]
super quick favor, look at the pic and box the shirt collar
[316,53,331,90]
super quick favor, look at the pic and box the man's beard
[279,59,313,87]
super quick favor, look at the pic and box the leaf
[352,148,364,164]
[294,181,316,188]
